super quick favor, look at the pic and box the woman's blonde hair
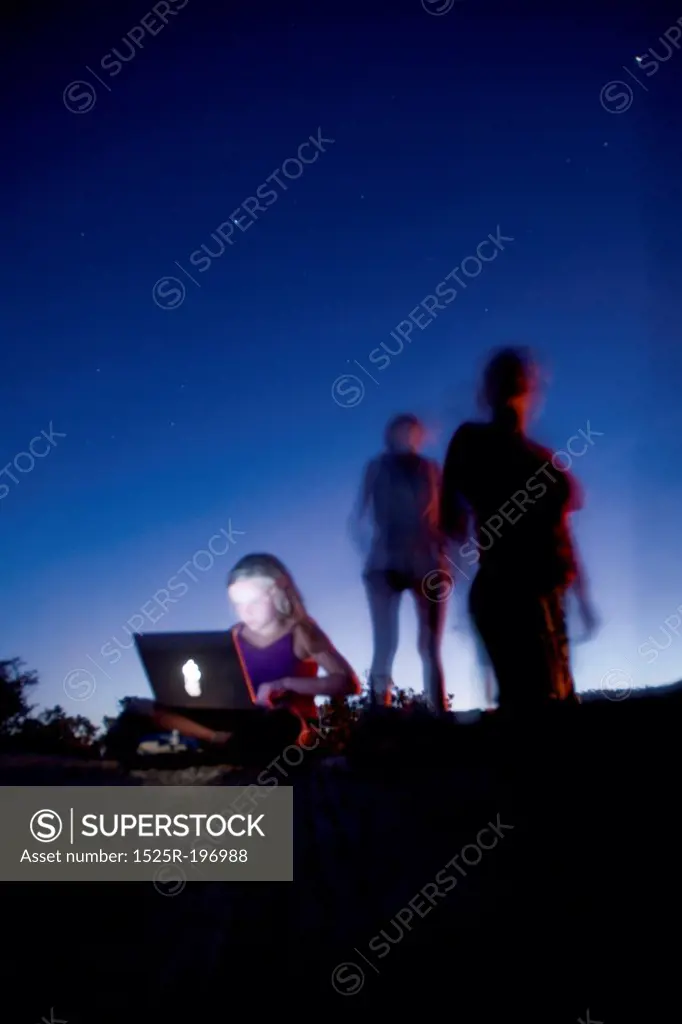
[226,553,309,624]
[227,553,327,653]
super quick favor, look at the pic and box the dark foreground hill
[2,684,681,1023]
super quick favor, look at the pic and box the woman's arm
[282,620,361,698]
[571,551,599,638]
[561,471,598,636]
[348,458,379,550]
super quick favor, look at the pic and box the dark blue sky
[2,0,681,724]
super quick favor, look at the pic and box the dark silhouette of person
[440,347,597,710]
[350,414,448,711]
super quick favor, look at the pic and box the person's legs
[153,706,232,744]
[539,590,576,701]
[469,576,527,709]
[412,581,447,713]
[364,572,402,706]
[127,698,230,744]
[469,574,569,710]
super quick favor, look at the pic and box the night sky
[2,0,681,726]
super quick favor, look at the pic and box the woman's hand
[255,682,287,709]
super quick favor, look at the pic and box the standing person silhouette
[440,347,597,711]
[350,414,448,712]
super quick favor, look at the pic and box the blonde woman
[133,553,359,753]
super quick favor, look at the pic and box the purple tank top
[235,628,317,718]
[237,629,302,687]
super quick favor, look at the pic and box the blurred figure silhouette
[350,414,448,711]
[440,347,597,710]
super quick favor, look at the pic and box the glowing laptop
[134,630,256,712]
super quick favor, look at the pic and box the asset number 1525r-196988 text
[133,849,248,863]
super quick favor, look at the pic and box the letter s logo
[30,809,63,842]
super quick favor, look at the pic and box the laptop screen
[134,630,255,711]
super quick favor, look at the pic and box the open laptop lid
[133,629,257,711]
